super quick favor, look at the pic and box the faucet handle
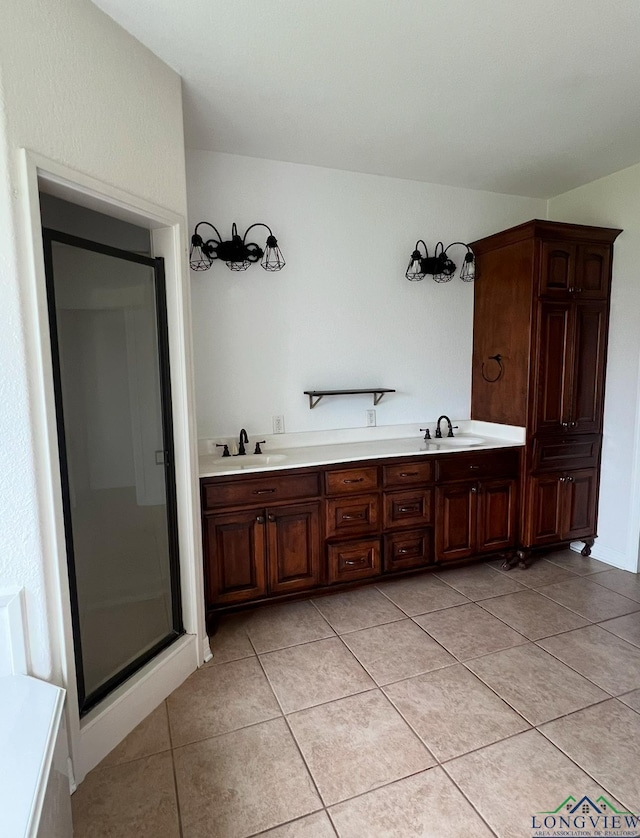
[419,428,431,440]
[216,443,230,457]
[447,426,459,438]
[254,441,266,454]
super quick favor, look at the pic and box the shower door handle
[155,450,169,465]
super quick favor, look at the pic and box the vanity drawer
[325,466,379,496]
[327,538,381,583]
[325,494,379,538]
[436,449,520,483]
[383,460,433,488]
[383,489,433,529]
[384,529,434,572]
[532,434,600,473]
[202,471,320,510]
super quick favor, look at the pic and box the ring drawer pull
[343,477,364,484]
[342,512,365,520]
[252,488,276,494]
[399,471,418,477]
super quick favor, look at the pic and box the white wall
[188,151,545,440]
[548,163,640,572]
[0,0,188,681]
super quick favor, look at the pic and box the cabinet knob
[256,515,265,523]
[561,422,569,429]
[559,476,566,483]
[470,486,478,493]
[575,288,583,294]
[569,421,578,429]
[566,476,574,483]
[268,514,276,522]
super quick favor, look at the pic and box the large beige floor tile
[167,656,280,746]
[540,699,640,813]
[312,587,405,634]
[591,568,640,603]
[329,767,494,837]
[375,574,470,616]
[245,601,335,653]
[446,729,617,838]
[174,718,321,838]
[599,611,640,648]
[100,702,170,767]
[466,643,608,724]
[288,689,434,805]
[544,548,612,575]
[619,689,640,714]
[341,619,455,685]
[414,602,526,660]
[72,751,179,838]
[490,558,577,588]
[205,614,255,665]
[479,589,590,641]
[257,811,336,837]
[537,576,640,622]
[434,564,526,600]
[538,624,640,694]
[260,637,373,712]
[384,664,529,761]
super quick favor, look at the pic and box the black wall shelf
[304,388,396,409]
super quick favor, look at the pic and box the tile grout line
[164,700,185,838]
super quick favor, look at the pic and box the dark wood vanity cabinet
[201,447,519,617]
[471,219,621,564]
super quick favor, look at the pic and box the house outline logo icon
[531,793,639,836]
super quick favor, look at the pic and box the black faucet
[435,415,458,438]
[237,428,249,455]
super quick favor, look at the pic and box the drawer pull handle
[469,465,480,470]
[343,477,364,484]
[252,488,276,494]
[398,546,419,555]
[342,512,365,520]
[344,559,363,566]
[399,471,418,477]
[398,505,419,513]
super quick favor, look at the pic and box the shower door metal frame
[42,229,184,716]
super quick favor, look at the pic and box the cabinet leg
[517,549,532,569]
[581,538,595,558]
[500,552,519,571]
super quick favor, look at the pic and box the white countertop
[199,421,525,479]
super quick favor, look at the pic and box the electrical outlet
[366,409,376,427]
[273,415,285,434]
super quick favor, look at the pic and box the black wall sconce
[405,240,475,283]
[189,222,285,273]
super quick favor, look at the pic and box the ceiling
[92,0,640,199]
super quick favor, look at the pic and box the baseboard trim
[570,540,631,570]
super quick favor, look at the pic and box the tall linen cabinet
[470,220,621,567]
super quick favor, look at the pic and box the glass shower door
[43,230,183,714]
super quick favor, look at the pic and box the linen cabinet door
[575,244,611,300]
[477,479,517,554]
[435,484,476,562]
[539,241,575,298]
[204,510,266,605]
[266,502,321,595]
[533,302,573,435]
[569,302,607,434]
[526,474,564,547]
[563,470,598,541]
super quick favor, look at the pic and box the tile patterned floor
[72,549,640,837]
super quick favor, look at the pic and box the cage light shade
[460,251,476,282]
[405,249,426,281]
[189,234,214,271]
[261,235,286,271]
[226,259,251,271]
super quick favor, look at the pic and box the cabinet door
[575,244,611,300]
[539,241,575,297]
[435,484,476,562]
[477,479,517,553]
[569,302,607,434]
[534,302,573,434]
[267,502,321,595]
[204,510,266,605]
[563,469,598,540]
[527,474,564,546]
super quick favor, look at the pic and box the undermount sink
[435,436,485,447]
[232,453,288,467]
